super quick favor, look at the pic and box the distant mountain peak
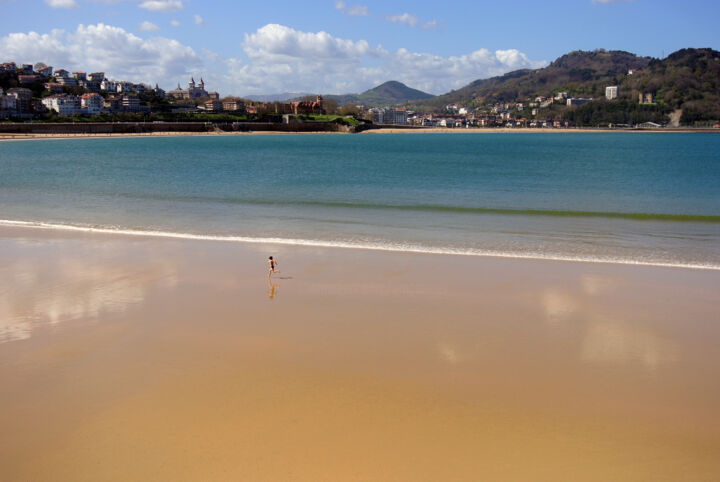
[320,80,433,107]
[360,81,433,101]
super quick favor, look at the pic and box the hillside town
[0,60,333,120]
[0,59,698,129]
[358,82,662,128]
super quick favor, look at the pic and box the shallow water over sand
[2,133,719,268]
[1,227,719,480]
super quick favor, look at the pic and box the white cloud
[169,19,180,27]
[44,0,78,8]
[334,0,369,16]
[383,47,546,93]
[495,49,543,70]
[346,5,368,16]
[386,13,418,27]
[0,22,546,99]
[194,14,203,25]
[242,24,381,61]
[139,0,183,12]
[421,20,438,30]
[226,24,546,96]
[0,23,202,87]
[138,21,160,32]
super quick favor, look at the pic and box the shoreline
[0,130,347,141]
[364,126,720,134]
[1,126,717,140]
[2,219,717,271]
[1,224,719,480]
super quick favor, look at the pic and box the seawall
[0,121,356,135]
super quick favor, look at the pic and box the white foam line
[2,219,719,271]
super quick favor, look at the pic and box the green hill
[412,49,652,109]
[326,81,433,106]
[410,48,720,125]
[626,48,720,124]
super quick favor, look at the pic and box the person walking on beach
[268,256,279,279]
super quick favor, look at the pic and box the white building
[386,108,408,125]
[100,79,117,92]
[369,107,408,125]
[567,97,593,107]
[116,82,134,94]
[42,95,81,115]
[81,93,104,114]
[605,86,618,100]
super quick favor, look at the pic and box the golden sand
[1,226,719,480]
[1,126,713,141]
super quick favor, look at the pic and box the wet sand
[1,225,719,481]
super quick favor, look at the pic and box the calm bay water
[1,133,719,268]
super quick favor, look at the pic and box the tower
[199,77,205,90]
[189,77,195,90]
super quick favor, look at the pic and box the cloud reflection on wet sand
[0,244,177,343]
[541,273,679,371]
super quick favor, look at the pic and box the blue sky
[1,0,718,96]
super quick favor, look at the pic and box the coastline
[1,126,717,141]
[2,224,720,480]
[362,126,720,134]
[2,218,717,271]
[0,130,347,141]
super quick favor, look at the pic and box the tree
[323,98,338,114]
[338,104,360,116]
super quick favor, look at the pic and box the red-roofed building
[18,74,41,84]
[34,63,54,77]
[44,82,64,94]
[287,96,325,115]
[0,62,17,73]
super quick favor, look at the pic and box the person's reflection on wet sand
[267,281,278,300]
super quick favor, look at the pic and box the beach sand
[1,126,715,141]
[1,225,719,481]
[0,130,345,141]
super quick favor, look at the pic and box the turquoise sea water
[1,133,719,268]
